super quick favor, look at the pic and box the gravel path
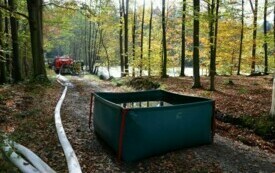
[62,77,275,173]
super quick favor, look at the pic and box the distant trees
[0,0,274,86]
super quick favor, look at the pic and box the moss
[239,116,275,140]
[217,114,275,140]
[127,77,160,90]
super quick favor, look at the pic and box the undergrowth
[220,114,275,140]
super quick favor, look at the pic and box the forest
[0,0,275,172]
[0,0,274,85]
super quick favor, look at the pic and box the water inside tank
[120,101,172,108]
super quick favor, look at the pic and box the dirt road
[61,77,275,173]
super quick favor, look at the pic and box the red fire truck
[53,55,74,74]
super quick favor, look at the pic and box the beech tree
[161,0,167,78]
[148,0,153,77]
[237,0,244,75]
[9,0,22,82]
[0,0,6,84]
[192,0,201,88]
[263,0,268,74]
[119,0,124,77]
[249,0,258,74]
[140,0,145,76]
[180,0,186,77]
[124,0,129,75]
[132,0,136,77]
[209,0,215,91]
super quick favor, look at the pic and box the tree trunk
[27,0,48,81]
[237,0,244,75]
[84,13,88,70]
[140,0,145,76]
[263,0,268,74]
[124,0,129,75]
[9,0,22,82]
[209,0,215,91]
[132,0,136,77]
[148,0,153,77]
[0,0,7,84]
[161,0,167,78]
[213,0,219,73]
[249,0,258,74]
[91,27,98,73]
[88,11,92,72]
[4,0,10,80]
[119,0,124,77]
[180,0,186,77]
[192,0,201,88]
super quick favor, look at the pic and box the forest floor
[0,73,275,172]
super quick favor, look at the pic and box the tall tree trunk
[27,0,48,81]
[161,0,167,78]
[209,0,215,91]
[91,27,98,73]
[249,0,258,74]
[119,0,124,77]
[84,10,88,70]
[148,0,153,77]
[124,0,129,75]
[274,4,275,65]
[263,0,268,74]
[237,0,244,75]
[0,0,7,84]
[140,0,145,76]
[132,0,136,77]
[213,0,219,73]
[180,0,186,77]
[88,0,92,72]
[192,0,201,88]
[4,0,10,79]
[9,0,22,82]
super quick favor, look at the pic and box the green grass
[238,88,248,94]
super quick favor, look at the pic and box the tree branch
[43,2,95,18]
[249,0,254,13]
[0,4,28,19]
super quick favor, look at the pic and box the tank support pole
[89,93,94,129]
[118,109,129,161]
[211,101,216,141]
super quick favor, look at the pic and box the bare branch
[249,0,254,12]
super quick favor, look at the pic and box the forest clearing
[0,73,275,172]
[0,0,275,172]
